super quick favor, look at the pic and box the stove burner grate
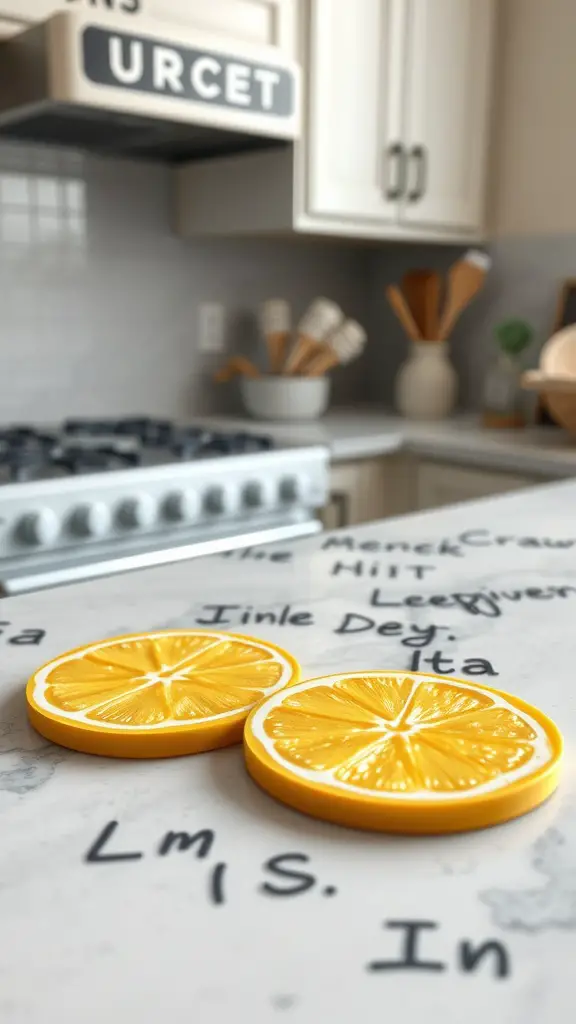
[0,418,275,480]
[51,445,142,475]
[64,416,174,447]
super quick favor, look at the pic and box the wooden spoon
[303,320,367,376]
[438,250,491,341]
[214,356,261,383]
[402,269,442,340]
[260,298,291,374]
[385,284,422,341]
[283,297,343,375]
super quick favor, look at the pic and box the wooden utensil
[539,325,576,378]
[304,320,367,377]
[259,298,291,374]
[522,370,576,392]
[402,269,442,339]
[521,371,576,432]
[385,284,422,341]
[438,249,491,341]
[214,356,261,383]
[283,297,343,375]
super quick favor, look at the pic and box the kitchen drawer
[416,460,538,512]
[322,455,416,529]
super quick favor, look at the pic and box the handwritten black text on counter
[0,622,46,645]
[85,821,510,981]
[322,530,576,557]
[218,530,576,565]
[368,584,576,618]
[194,583,576,631]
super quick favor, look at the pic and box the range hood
[0,11,300,162]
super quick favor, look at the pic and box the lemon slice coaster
[27,629,300,758]
[244,671,563,834]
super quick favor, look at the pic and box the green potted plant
[482,318,534,428]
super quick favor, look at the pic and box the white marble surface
[204,408,576,476]
[2,479,576,1021]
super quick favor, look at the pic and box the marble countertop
[204,408,576,476]
[2,479,576,1021]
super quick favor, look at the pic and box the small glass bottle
[482,319,534,429]
[482,351,525,428]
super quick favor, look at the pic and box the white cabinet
[177,0,496,242]
[322,455,415,529]
[0,2,133,21]
[415,461,537,512]
[309,0,495,232]
[178,0,297,54]
[401,0,495,230]
[323,460,384,529]
[322,455,542,529]
[307,0,404,223]
[0,1,297,55]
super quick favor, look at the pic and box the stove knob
[204,485,226,516]
[204,485,240,516]
[116,495,156,530]
[279,475,304,504]
[17,509,59,546]
[69,502,111,538]
[162,490,199,523]
[242,481,265,508]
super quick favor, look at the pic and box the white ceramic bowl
[240,376,331,421]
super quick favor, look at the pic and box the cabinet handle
[384,142,407,200]
[407,144,428,202]
[328,490,351,529]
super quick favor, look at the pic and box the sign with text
[81,25,295,117]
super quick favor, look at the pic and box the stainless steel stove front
[0,444,329,594]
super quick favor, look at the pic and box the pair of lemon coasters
[26,629,563,835]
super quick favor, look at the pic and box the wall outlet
[198,302,226,353]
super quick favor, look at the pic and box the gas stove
[0,418,276,482]
[0,417,328,595]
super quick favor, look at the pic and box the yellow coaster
[244,671,563,834]
[27,629,300,758]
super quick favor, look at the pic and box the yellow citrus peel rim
[26,629,301,759]
[243,671,563,834]
[28,629,298,732]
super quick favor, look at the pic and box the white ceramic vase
[395,341,458,420]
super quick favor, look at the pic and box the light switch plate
[198,302,225,353]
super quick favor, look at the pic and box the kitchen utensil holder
[394,341,458,420]
[240,376,331,421]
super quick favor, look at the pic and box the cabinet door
[416,461,534,512]
[401,0,496,231]
[146,0,298,54]
[0,1,297,54]
[322,463,368,530]
[322,456,416,529]
[307,0,406,222]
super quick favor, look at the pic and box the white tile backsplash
[6,138,560,425]
[0,141,373,425]
[0,173,30,205]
